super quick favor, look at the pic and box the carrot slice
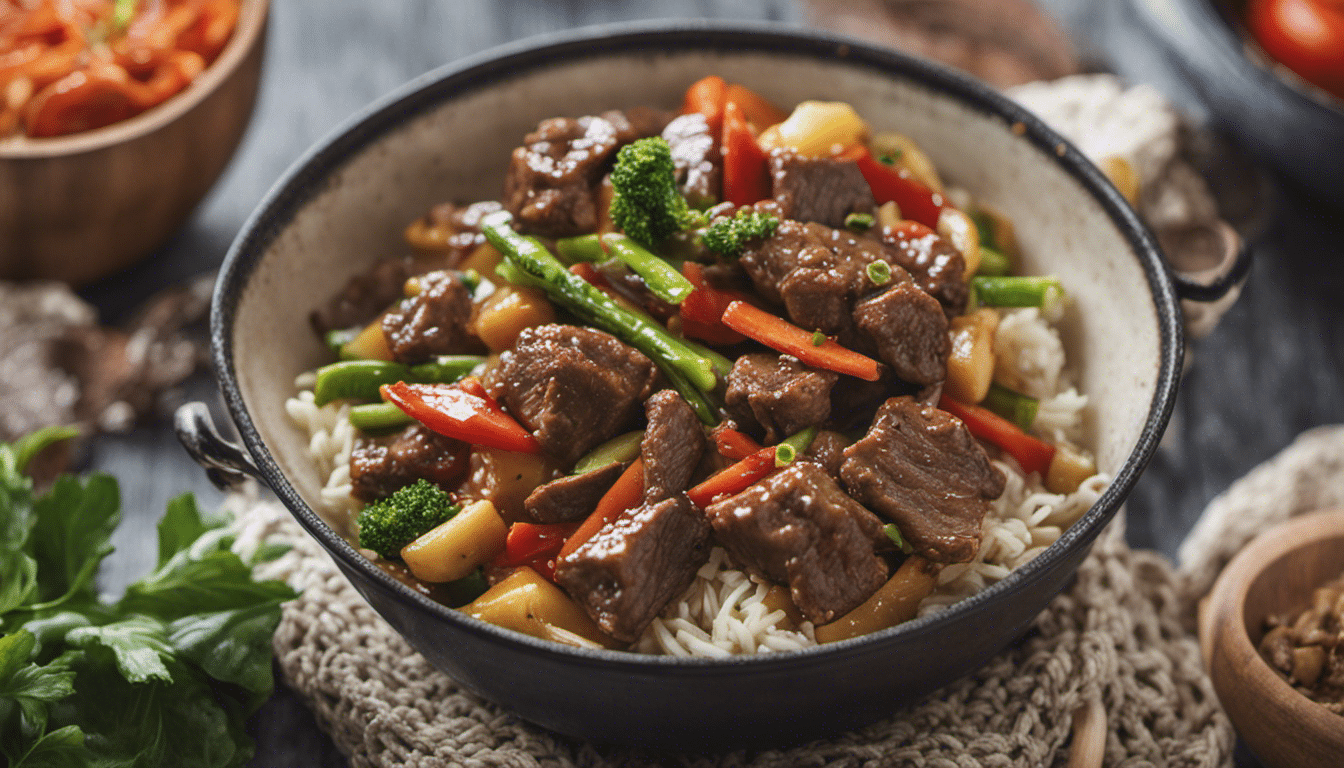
[938,395,1057,476]
[720,301,881,382]
[686,446,776,508]
[557,457,644,560]
[712,428,764,461]
[682,75,727,135]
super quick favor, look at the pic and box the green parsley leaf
[28,475,120,609]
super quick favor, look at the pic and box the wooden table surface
[72,1,1343,765]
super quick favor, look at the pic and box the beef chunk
[704,462,888,624]
[381,270,477,364]
[311,256,412,336]
[504,115,624,237]
[349,424,470,502]
[523,461,627,523]
[725,353,837,443]
[852,281,949,386]
[879,222,969,317]
[662,112,721,208]
[555,495,711,642]
[803,429,850,478]
[489,324,659,465]
[840,396,1006,563]
[602,107,673,145]
[641,390,706,504]
[769,149,876,228]
[739,219,912,341]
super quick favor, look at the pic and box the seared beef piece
[739,220,954,386]
[503,110,668,238]
[840,396,1006,564]
[725,353,837,443]
[769,149,876,228]
[739,219,911,340]
[803,430,850,478]
[524,461,627,523]
[310,256,412,336]
[555,494,711,643]
[349,424,471,502]
[408,200,504,266]
[382,270,477,364]
[705,462,888,625]
[504,115,624,237]
[852,282,949,386]
[488,324,660,465]
[641,390,706,504]
[879,223,969,317]
[662,112,721,208]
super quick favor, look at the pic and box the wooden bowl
[1199,508,1344,768]
[0,0,270,286]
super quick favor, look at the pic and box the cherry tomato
[1247,0,1344,100]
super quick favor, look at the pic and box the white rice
[285,302,1107,657]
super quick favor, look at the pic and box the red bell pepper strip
[494,522,581,581]
[682,75,727,135]
[724,83,788,132]
[720,300,882,382]
[712,427,764,461]
[721,101,771,206]
[498,522,582,565]
[381,382,540,454]
[938,395,1057,476]
[687,445,777,508]
[678,262,749,345]
[847,146,946,230]
[558,457,644,560]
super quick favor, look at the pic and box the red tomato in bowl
[1247,0,1344,100]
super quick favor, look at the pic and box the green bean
[975,245,1012,277]
[348,402,413,432]
[600,233,695,304]
[971,275,1067,320]
[774,426,819,468]
[555,234,606,264]
[313,356,484,406]
[481,212,721,417]
[573,431,643,474]
[981,382,1039,432]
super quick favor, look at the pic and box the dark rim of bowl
[215,19,1183,670]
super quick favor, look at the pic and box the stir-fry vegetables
[290,76,1103,657]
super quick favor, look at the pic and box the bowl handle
[1167,221,1253,340]
[174,402,262,490]
[1169,234,1252,303]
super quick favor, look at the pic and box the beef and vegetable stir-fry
[287,77,1107,655]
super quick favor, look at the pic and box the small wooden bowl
[0,0,270,286]
[1199,508,1344,768]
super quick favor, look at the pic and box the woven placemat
[228,426,1344,767]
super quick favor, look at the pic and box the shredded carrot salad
[0,0,240,138]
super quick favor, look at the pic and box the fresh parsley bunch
[0,427,297,767]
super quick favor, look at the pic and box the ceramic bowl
[177,21,1217,749]
[1200,508,1344,768]
[0,0,270,285]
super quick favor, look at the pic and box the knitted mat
[226,426,1344,767]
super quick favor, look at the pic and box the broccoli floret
[609,137,698,249]
[699,208,780,258]
[356,479,459,559]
